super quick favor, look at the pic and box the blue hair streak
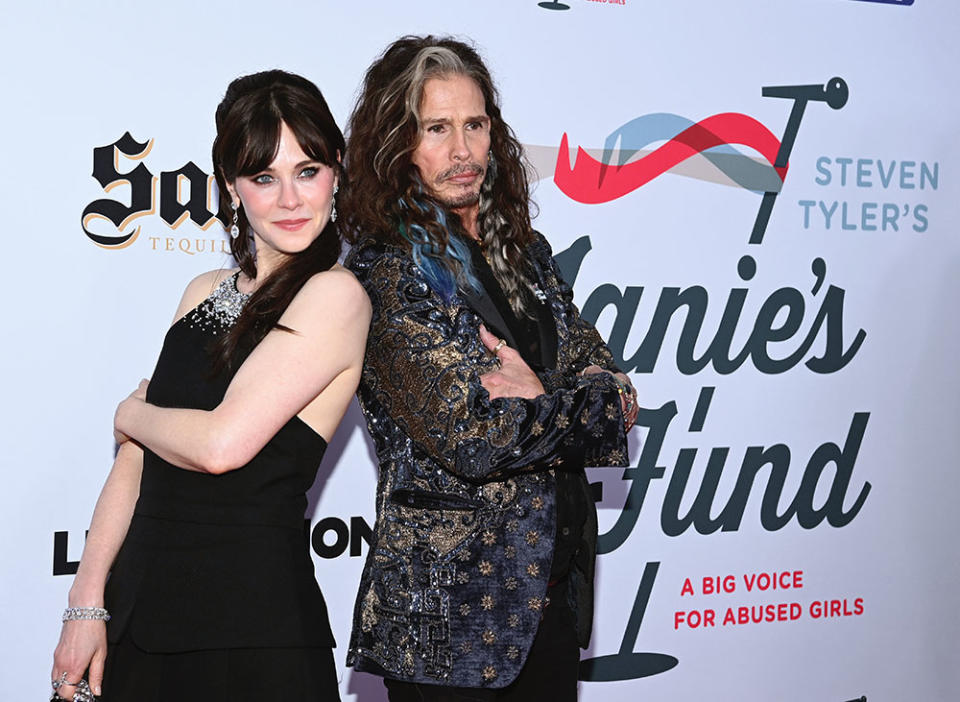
[398,196,481,302]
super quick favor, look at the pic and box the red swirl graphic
[554,113,788,204]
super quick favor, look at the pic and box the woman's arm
[51,442,143,698]
[115,268,371,474]
[51,270,231,697]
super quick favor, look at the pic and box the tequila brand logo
[81,132,225,250]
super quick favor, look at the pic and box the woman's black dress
[101,273,339,701]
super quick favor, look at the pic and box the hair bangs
[279,103,340,168]
[224,92,340,181]
[229,105,284,178]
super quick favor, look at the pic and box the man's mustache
[438,163,485,181]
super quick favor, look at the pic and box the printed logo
[81,132,230,255]
[553,77,848,244]
[538,0,627,10]
[799,154,936,234]
[54,516,374,575]
[531,76,873,684]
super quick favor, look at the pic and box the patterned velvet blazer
[346,232,629,689]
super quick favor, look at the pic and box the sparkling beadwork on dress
[185,273,250,333]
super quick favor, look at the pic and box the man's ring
[493,339,507,353]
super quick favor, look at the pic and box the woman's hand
[114,379,149,445]
[51,620,107,699]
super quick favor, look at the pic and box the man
[341,36,638,701]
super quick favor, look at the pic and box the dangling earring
[486,150,497,180]
[330,184,338,223]
[478,151,496,216]
[230,201,240,239]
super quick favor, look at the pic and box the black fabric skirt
[101,630,340,701]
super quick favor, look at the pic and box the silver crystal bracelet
[62,606,111,622]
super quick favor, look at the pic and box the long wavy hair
[211,70,345,370]
[341,36,537,315]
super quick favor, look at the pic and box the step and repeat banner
[3,1,957,699]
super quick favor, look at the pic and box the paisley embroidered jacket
[346,232,629,688]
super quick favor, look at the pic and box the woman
[50,70,369,701]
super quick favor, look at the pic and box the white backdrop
[3,1,958,700]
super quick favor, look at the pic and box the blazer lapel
[530,254,559,370]
[534,297,558,370]
[460,284,520,351]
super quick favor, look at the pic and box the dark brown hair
[341,36,537,315]
[211,70,345,369]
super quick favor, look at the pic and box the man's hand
[478,325,545,400]
[582,365,638,432]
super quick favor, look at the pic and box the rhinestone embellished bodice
[184,271,250,333]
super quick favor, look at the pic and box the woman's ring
[52,672,80,689]
[493,339,507,353]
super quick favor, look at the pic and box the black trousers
[384,582,581,702]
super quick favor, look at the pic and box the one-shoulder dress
[101,273,339,701]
